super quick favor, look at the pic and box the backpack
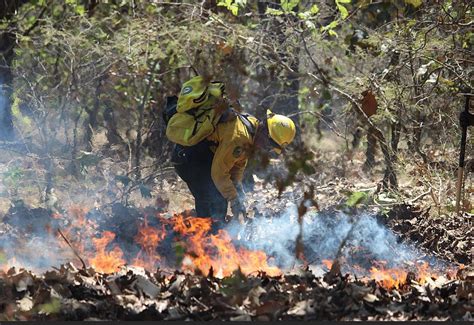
[165,76,226,146]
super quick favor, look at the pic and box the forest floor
[0,136,472,320]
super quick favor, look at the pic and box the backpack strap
[236,112,256,138]
[216,104,257,138]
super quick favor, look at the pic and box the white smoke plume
[225,205,449,273]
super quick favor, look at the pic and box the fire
[2,202,451,285]
[173,215,281,277]
[89,231,125,273]
[416,262,437,284]
[132,218,166,270]
[322,259,333,270]
[68,206,88,228]
[319,258,440,290]
[369,265,408,289]
[368,261,439,289]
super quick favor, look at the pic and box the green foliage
[38,298,61,315]
[345,191,369,208]
[404,0,423,8]
[335,0,351,20]
[265,7,284,15]
[11,95,32,127]
[220,267,248,296]
[1,0,470,212]
[297,4,319,29]
[3,166,24,189]
[265,0,301,15]
[280,0,300,12]
[321,20,339,37]
[218,0,247,16]
[173,242,186,266]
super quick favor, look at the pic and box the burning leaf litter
[0,263,472,321]
[0,200,471,320]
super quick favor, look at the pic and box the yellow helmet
[266,110,296,154]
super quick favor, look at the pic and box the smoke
[225,204,448,273]
[0,202,451,275]
[0,230,75,272]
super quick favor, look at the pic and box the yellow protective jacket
[207,114,259,201]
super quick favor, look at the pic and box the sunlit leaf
[321,20,338,32]
[75,5,85,15]
[336,0,349,19]
[310,4,320,14]
[345,191,369,208]
[404,0,423,8]
[230,4,239,16]
[281,0,300,12]
[266,8,284,15]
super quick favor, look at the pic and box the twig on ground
[58,227,87,270]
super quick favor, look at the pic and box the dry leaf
[361,90,377,117]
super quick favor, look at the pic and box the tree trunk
[0,27,16,141]
[103,104,124,147]
[84,77,104,151]
[391,121,401,154]
[363,126,377,171]
[0,0,30,141]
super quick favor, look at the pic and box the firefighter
[172,108,296,230]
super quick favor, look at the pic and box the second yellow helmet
[267,110,296,153]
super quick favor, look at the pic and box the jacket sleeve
[230,158,247,184]
[211,142,241,201]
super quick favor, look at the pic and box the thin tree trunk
[84,77,104,151]
[391,121,401,154]
[0,28,16,141]
[363,126,377,171]
[0,0,41,141]
[103,105,123,146]
[135,60,159,180]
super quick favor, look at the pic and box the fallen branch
[57,228,87,270]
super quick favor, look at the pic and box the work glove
[235,183,246,200]
[230,195,247,222]
[460,110,474,128]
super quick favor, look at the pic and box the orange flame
[172,215,281,277]
[132,218,166,270]
[368,261,439,289]
[89,231,125,273]
[322,259,333,270]
[369,265,408,289]
[69,206,88,228]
